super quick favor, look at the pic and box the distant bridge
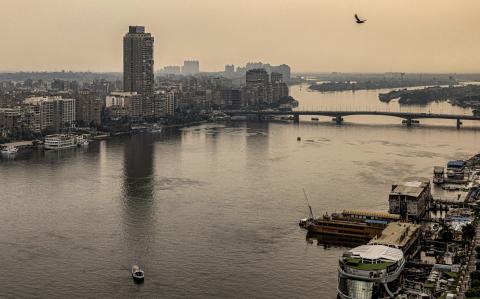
[224,110,480,128]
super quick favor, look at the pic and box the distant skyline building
[224,64,235,78]
[271,64,291,83]
[245,68,270,105]
[182,60,200,75]
[161,66,181,75]
[123,26,154,117]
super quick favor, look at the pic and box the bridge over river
[224,110,480,128]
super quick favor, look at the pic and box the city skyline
[1,0,479,73]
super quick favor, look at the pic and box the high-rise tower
[123,26,154,117]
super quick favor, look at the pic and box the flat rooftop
[390,177,430,198]
[369,222,421,248]
[346,244,403,262]
[342,209,401,220]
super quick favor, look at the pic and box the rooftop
[390,177,430,198]
[342,209,401,220]
[369,222,421,248]
[447,160,465,168]
[109,92,139,97]
[346,244,403,262]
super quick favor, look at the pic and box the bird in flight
[355,14,366,24]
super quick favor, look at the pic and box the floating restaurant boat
[44,134,77,150]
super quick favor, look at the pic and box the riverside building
[388,177,431,220]
[123,26,154,118]
[337,244,405,298]
[24,96,75,132]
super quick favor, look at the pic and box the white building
[105,92,142,118]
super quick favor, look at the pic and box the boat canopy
[447,160,465,169]
[342,209,401,220]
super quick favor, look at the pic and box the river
[0,85,479,298]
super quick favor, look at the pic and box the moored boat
[76,135,89,147]
[1,145,19,155]
[300,210,401,241]
[44,134,77,150]
[148,124,163,133]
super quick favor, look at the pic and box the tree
[463,223,476,243]
[439,223,454,243]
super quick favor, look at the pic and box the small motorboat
[131,265,144,282]
[75,135,89,147]
[148,124,163,134]
[1,145,18,155]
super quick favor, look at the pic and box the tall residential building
[245,68,270,105]
[123,26,154,118]
[165,91,178,116]
[271,64,291,82]
[24,96,75,132]
[182,60,200,75]
[75,90,103,126]
[161,66,181,75]
[246,68,270,86]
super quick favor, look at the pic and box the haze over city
[1,0,479,73]
[3,1,480,298]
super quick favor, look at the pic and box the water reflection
[121,133,155,263]
[245,121,270,166]
[123,133,155,211]
[306,232,365,249]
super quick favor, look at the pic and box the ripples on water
[0,86,479,298]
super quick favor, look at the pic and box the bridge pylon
[293,114,300,124]
[335,115,344,125]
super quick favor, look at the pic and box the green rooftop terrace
[345,257,395,271]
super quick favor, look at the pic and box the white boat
[44,134,77,150]
[1,145,18,155]
[76,135,89,147]
[149,124,163,133]
[131,265,144,282]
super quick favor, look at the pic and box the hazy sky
[1,0,479,73]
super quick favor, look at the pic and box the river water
[1,85,479,298]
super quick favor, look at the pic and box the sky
[1,0,479,73]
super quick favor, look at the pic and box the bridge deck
[225,111,480,120]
